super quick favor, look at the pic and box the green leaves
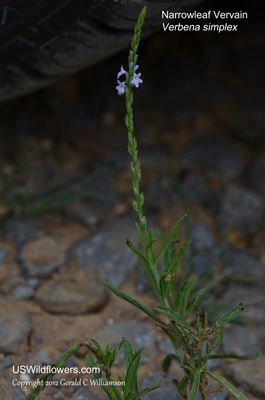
[215,303,244,327]
[206,372,249,400]
[188,369,201,400]
[105,283,165,326]
[86,337,160,400]
[209,352,262,361]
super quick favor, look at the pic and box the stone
[0,357,13,369]
[27,350,51,377]
[223,248,262,278]
[0,248,7,264]
[224,355,265,398]
[190,248,219,276]
[35,269,108,314]
[181,173,216,210]
[94,320,156,365]
[73,387,105,399]
[74,213,138,287]
[180,137,244,182]
[221,283,265,355]
[145,172,179,211]
[141,372,181,400]
[64,168,115,229]
[0,373,25,400]
[13,283,35,300]
[4,216,38,244]
[190,222,215,251]
[20,236,67,278]
[220,186,265,235]
[196,389,228,400]
[0,301,32,354]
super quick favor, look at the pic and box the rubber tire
[0,0,202,101]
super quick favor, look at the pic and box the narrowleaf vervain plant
[26,7,261,400]
[106,7,261,400]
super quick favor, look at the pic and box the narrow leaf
[179,278,195,317]
[209,352,262,361]
[178,376,188,397]
[185,289,205,318]
[188,368,201,400]
[206,371,248,400]
[155,306,191,331]
[215,303,244,327]
[125,349,143,397]
[212,328,224,350]
[105,283,164,325]
[123,340,134,370]
[130,381,162,400]
[162,353,182,372]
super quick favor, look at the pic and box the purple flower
[116,63,143,95]
[116,80,127,95]
[131,72,143,88]
[117,65,127,79]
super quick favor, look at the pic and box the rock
[0,248,7,264]
[221,283,265,355]
[0,357,13,369]
[220,186,265,235]
[181,173,216,210]
[190,222,215,251]
[20,236,67,278]
[64,168,115,229]
[73,387,105,399]
[141,372,181,400]
[190,248,219,276]
[27,350,51,377]
[94,320,155,365]
[35,269,108,314]
[224,355,265,398]
[158,338,175,355]
[13,283,35,300]
[0,373,25,400]
[4,216,38,244]
[135,266,154,295]
[196,389,228,400]
[223,248,262,278]
[247,165,265,197]
[74,213,138,287]
[145,172,178,212]
[0,301,32,354]
[180,137,244,182]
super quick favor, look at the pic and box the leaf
[212,328,224,350]
[206,371,249,399]
[188,368,201,400]
[178,376,188,397]
[130,381,162,400]
[209,352,262,361]
[185,289,205,318]
[124,349,143,398]
[156,215,186,264]
[126,236,160,296]
[155,306,191,331]
[215,303,244,327]
[123,340,134,370]
[179,278,195,317]
[89,338,105,361]
[162,353,182,372]
[105,283,164,325]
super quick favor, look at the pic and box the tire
[0,0,202,101]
